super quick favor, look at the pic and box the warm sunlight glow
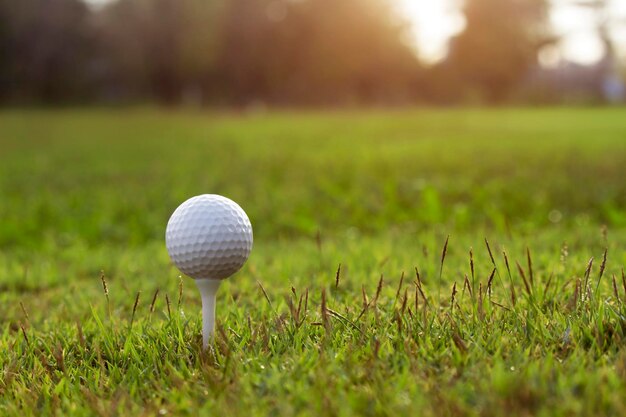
[550,4,604,65]
[560,31,606,65]
[395,0,465,63]
[397,0,625,66]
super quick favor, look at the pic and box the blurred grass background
[0,107,624,306]
[1,108,624,252]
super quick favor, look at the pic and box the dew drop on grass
[549,210,563,223]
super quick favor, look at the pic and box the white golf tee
[195,278,222,349]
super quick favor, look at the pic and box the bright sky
[85,0,626,66]
[396,0,626,66]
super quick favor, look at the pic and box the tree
[97,0,222,103]
[447,0,551,102]
[0,0,422,105]
[216,0,421,105]
[0,0,96,103]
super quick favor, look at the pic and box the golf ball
[166,194,253,280]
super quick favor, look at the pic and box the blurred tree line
[0,0,554,105]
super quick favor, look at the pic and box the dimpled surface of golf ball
[166,194,253,280]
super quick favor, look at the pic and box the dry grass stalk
[394,271,405,306]
[583,257,594,297]
[321,288,330,333]
[130,291,140,328]
[477,283,485,321]
[450,282,457,313]
[612,274,620,304]
[526,248,534,288]
[100,270,111,318]
[374,274,384,306]
[257,281,272,308]
[165,293,172,320]
[516,261,531,297]
[595,248,608,293]
[149,289,159,315]
[335,264,342,289]
[414,268,428,307]
[439,236,450,303]
[469,248,475,296]
[485,238,496,266]
[463,274,472,299]
[177,276,184,310]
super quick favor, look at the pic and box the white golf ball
[166,194,253,280]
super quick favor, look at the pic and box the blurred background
[1,0,625,107]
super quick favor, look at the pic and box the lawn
[1,107,626,416]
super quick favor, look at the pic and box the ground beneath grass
[1,108,625,416]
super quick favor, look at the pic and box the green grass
[1,107,626,416]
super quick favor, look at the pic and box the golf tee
[195,278,222,349]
